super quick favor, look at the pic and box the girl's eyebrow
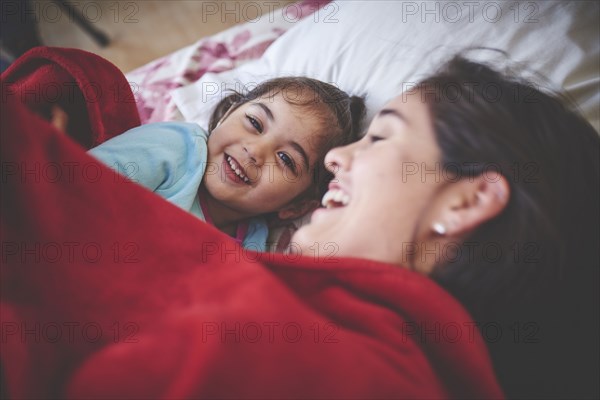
[289,141,310,172]
[254,102,275,121]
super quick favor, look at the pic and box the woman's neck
[198,186,249,236]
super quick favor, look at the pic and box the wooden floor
[34,0,296,73]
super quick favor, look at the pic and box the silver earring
[433,222,446,236]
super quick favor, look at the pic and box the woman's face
[292,91,445,268]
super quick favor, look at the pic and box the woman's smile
[321,187,351,208]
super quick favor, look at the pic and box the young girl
[89,77,365,251]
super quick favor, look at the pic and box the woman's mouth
[224,154,250,184]
[321,188,350,208]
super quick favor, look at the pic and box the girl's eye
[246,114,263,133]
[369,135,384,143]
[278,152,297,173]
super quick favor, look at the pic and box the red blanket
[1,46,140,148]
[0,82,503,399]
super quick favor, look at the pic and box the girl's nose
[243,146,257,164]
[243,137,271,167]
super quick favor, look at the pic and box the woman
[293,56,600,398]
[1,57,597,399]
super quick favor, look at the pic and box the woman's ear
[434,173,510,237]
[277,199,320,220]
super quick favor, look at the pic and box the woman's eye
[246,114,263,133]
[369,135,384,143]
[278,152,297,172]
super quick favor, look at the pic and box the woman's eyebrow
[289,141,310,171]
[378,108,407,123]
[254,102,275,121]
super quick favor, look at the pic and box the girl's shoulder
[127,121,209,142]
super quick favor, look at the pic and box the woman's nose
[325,141,356,174]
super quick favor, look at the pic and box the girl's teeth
[227,156,248,182]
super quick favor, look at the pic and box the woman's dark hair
[419,56,599,399]
[208,77,365,203]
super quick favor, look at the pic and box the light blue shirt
[88,122,268,251]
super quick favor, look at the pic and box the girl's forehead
[252,89,317,105]
[248,94,328,126]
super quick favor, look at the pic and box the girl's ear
[277,199,320,220]
[434,173,510,237]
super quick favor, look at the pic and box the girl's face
[203,93,322,219]
[292,91,445,267]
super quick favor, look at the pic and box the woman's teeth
[227,156,249,183]
[321,189,350,208]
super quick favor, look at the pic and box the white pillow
[170,0,599,252]
[172,0,599,132]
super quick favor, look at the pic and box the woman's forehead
[387,89,425,109]
[254,86,317,103]
[376,91,429,126]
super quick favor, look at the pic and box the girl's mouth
[224,154,250,184]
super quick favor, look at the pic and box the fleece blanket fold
[0,77,503,400]
[1,46,140,148]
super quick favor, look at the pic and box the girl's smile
[223,153,250,184]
